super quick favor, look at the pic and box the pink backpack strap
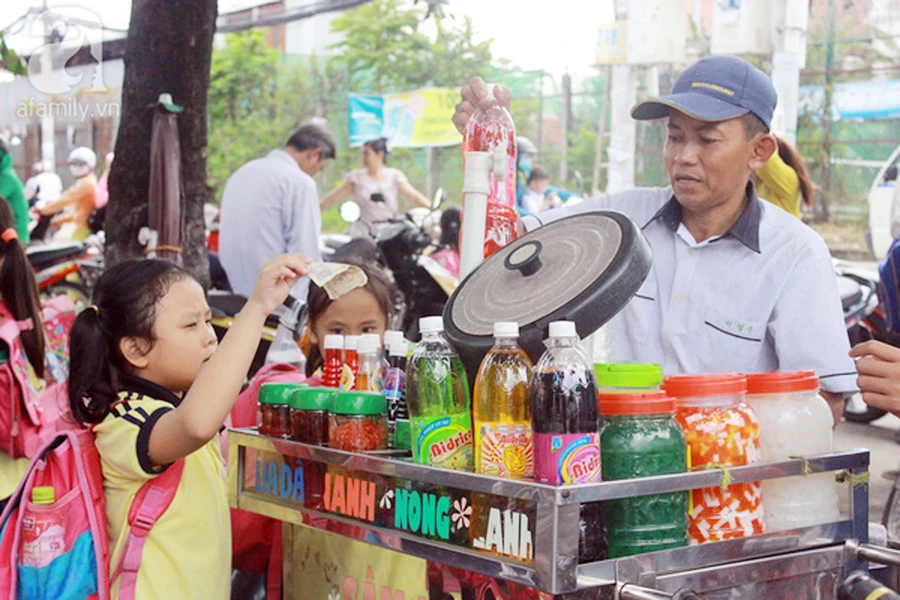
[112,459,185,600]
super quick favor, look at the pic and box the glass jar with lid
[290,387,333,445]
[599,391,689,557]
[329,391,388,451]
[745,371,840,532]
[258,383,303,438]
[595,363,663,393]
[664,373,764,544]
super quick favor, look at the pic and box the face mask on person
[518,158,533,175]
[69,164,91,178]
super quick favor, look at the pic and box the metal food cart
[228,427,889,599]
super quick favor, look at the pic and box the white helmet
[67,147,97,169]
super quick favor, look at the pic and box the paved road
[836,412,899,522]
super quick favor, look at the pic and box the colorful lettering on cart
[412,413,473,468]
[254,458,305,503]
[533,432,600,485]
[393,489,453,540]
[323,472,377,522]
[471,507,534,561]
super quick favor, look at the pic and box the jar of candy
[745,371,840,532]
[664,373,764,544]
[329,391,388,451]
[258,383,302,438]
[599,392,689,557]
[290,387,333,445]
[595,363,663,393]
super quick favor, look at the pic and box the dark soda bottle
[530,321,606,563]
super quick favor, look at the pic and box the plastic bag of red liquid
[463,85,518,259]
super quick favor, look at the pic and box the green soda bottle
[406,316,473,468]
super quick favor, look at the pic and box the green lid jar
[290,388,333,445]
[329,391,387,451]
[258,383,306,438]
[259,382,307,405]
[594,363,663,391]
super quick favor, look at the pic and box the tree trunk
[107,0,217,286]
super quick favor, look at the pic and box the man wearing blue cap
[453,56,856,422]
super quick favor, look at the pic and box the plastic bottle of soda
[530,321,606,562]
[321,334,344,389]
[385,341,410,449]
[356,334,383,392]
[21,486,66,568]
[463,84,518,258]
[473,322,533,477]
[407,316,473,468]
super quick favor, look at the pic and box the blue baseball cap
[631,55,777,131]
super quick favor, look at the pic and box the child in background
[304,260,395,381]
[520,167,557,216]
[431,206,461,279]
[67,253,309,599]
[0,197,47,511]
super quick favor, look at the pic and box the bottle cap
[595,363,663,389]
[598,391,675,416]
[383,331,405,351]
[390,341,408,357]
[419,316,444,334]
[746,371,819,395]
[663,373,747,399]
[330,391,387,416]
[259,382,307,405]
[548,321,577,338]
[344,335,360,351]
[323,334,344,350]
[493,322,519,338]
[32,486,55,505]
[290,387,333,411]
[358,334,380,355]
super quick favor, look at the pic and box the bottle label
[21,512,66,568]
[384,367,408,448]
[533,432,600,485]
[476,422,533,477]
[411,413,473,468]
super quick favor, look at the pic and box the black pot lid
[443,210,652,373]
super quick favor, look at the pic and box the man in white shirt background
[219,123,335,302]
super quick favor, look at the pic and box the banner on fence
[348,88,460,148]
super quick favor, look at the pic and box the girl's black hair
[0,197,44,376]
[305,259,395,377]
[68,259,194,424]
[439,206,461,251]
[364,138,390,164]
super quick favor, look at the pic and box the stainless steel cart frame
[228,428,871,597]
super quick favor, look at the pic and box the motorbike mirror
[339,201,362,224]
[431,188,444,211]
[574,171,584,192]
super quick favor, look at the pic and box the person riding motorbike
[36,147,98,242]
[0,139,29,243]
[23,161,62,208]
[514,136,575,216]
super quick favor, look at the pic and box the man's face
[664,111,767,216]
[297,148,330,176]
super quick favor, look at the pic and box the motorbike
[838,260,892,424]
[335,189,458,341]
[25,242,96,307]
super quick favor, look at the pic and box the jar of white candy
[745,371,840,532]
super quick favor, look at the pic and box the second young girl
[67,253,310,599]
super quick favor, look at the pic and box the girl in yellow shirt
[754,137,815,218]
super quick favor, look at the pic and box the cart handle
[854,542,900,569]
[618,583,700,600]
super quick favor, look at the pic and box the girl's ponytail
[68,307,116,424]
[0,198,44,377]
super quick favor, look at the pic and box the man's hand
[452,76,512,135]
[850,340,900,417]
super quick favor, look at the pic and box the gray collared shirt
[219,150,322,300]
[523,185,857,394]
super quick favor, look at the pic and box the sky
[1,0,616,76]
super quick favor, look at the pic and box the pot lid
[444,210,652,371]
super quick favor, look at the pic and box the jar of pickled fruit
[329,391,388,451]
[599,392,689,557]
[745,371,840,532]
[664,373,764,544]
[258,382,302,438]
[290,387,332,445]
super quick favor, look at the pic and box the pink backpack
[0,296,77,460]
[0,429,184,600]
